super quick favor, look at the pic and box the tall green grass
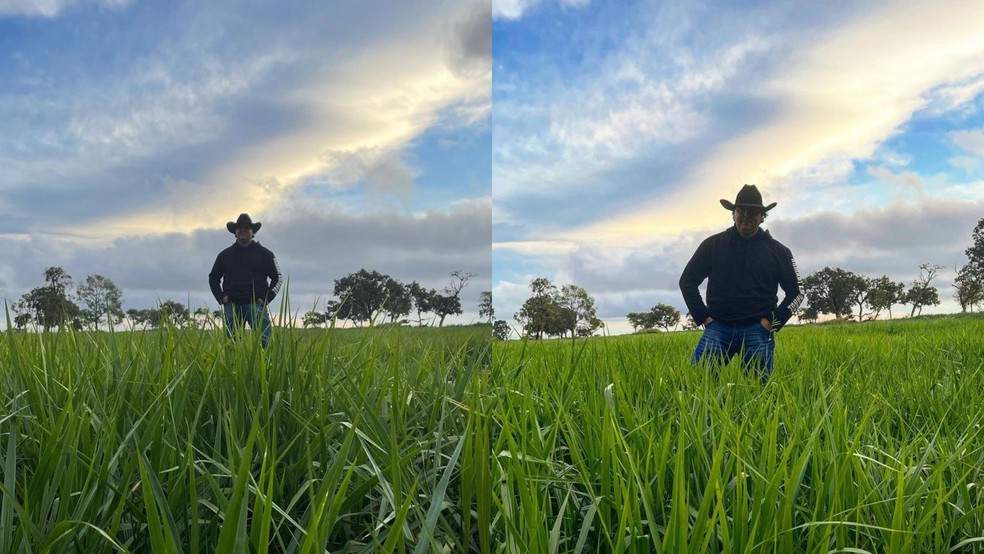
[491,315,984,553]
[3,315,982,552]
[0,322,490,553]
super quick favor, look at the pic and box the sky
[492,0,984,335]
[0,0,491,326]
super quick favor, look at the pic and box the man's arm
[679,238,713,326]
[208,253,225,303]
[772,247,804,331]
[264,253,283,303]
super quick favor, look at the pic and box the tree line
[300,269,482,328]
[497,217,984,339]
[11,267,489,331]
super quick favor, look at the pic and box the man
[209,213,282,347]
[679,185,804,383]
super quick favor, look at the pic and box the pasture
[1,315,982,552]
[491,315,984,553]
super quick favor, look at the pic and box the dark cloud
[548,198,982,318]
[446,0,491,78]
[2,200,492,319]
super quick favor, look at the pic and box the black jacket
[209,241,282,304]
[679,227,804,331]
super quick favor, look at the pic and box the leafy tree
[514,278,602,339]
[627,303,680,332]
[626,311,650,332]
[865,276,906,319]
[76,274,125,329]
[514,277,559,340]
[303,310,328,328]
[492,319,511,341]
[127,308,161,329]
[333,269,392,327]
[382,277,412,324]
[906,263,942,317]
[18,267,82,331]
[650,304,681,332]
[428,270,475,327]
[556,284,602,337]
[797,304,820,324]
[965,218,984,283]
[800,267,865,320]
[953,263,983,312]
[478,291,494,323]
[407,281,435,326]
[159,300,191,327]
[431,293,462,327]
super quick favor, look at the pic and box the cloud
[2,0,490,239]
[492,0,588,20]
[494,2,984,249]
[952,128,984,156]
[3,198,491,318]
[0,0,129,17]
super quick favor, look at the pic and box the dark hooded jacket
[679,227,804,331]
[209,240,282,304]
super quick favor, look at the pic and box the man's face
[733,207,764,238]
[235,227,253,246]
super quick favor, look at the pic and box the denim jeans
[691,319,774,383]
[223,302,272,348]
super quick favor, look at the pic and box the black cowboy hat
[226,213,262,234]
[720,184,777,212]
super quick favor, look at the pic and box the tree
[431,293,462,327]
[407,281,435,326]
[965,218,984,283]
[478,291,494,323]
[866,276,906,320]
[797,304,820,324]
[556,284,602,337]
[127,308,161,329]
[800,267,865,320]
[627,303,680,332]
[514,277,559,340]
[649,304,681,332]
[76,274,125,329]
[626,311,650,332]
[382,277,412,324]
[18,267,82,331]
[428,270,476,327]
[333,269,392,326]
[906,263,942,317]
[492,319,511,340]
[159,300,191,327]
[953,263,983,312]
[303,310,328,328]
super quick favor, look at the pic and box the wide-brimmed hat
[720,184,777,212]
[226,213,261,234]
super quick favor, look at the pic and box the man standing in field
[209,213,282,347]
[679,185,804,383]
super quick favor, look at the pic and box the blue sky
[0,0,491,324]
[492,0,984,334]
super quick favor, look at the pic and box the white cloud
[952,128,984,156]
[0,0,128,17]
[492,0,587,20]
[546,2,984,246]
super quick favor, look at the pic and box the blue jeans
[691,320,774,383]
[223,302,272,347]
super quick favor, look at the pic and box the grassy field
[1,315,982,553]
[0,323,490,553]
[491,314,984,553]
